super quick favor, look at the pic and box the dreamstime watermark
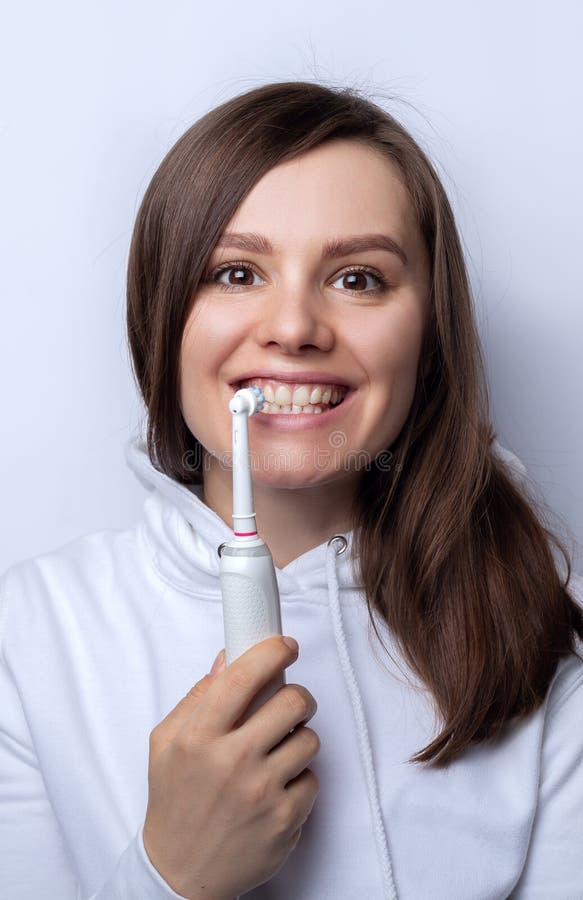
[182,429,402,474]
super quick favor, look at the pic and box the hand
[143,635,320,900]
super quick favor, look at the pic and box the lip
[250,386,356,430]
[229,370,353,389]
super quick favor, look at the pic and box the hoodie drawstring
[326,536,398,900]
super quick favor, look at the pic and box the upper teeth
[239,378,347,407]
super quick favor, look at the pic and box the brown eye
[331,266,388,295]
[220,266,256,287]
[203,262,263,291]
[341,271,368,291]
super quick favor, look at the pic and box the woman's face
[179,138,431,489]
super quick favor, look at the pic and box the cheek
[178,311,213,425]
[179,308,223,390]
[178,330,197,415]
[384,315,424,382]
[353,300,426,384]
[180,298,251,377]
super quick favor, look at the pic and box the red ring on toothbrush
[234,531,258,536]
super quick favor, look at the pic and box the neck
[202,454,357,568]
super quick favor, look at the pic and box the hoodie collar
[124,434,361,600]
[124,432,529,601]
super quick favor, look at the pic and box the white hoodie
[1,434,582,900]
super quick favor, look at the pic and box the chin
[251,467,351,490]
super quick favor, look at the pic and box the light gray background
[1,1,581,574]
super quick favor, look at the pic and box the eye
[330,266,388,295]
[202,261,389,295]
[207,262,264,289]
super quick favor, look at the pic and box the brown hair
[126,79,583,768]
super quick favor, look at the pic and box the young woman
[2,80,582,900]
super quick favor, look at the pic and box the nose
[254,284,334,354]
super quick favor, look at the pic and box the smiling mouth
[233,378,350,415]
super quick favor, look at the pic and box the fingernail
[282,636,298,654]
[210,649,226,677]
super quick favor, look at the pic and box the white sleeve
[89,823,192,899]
[509,656,583,897]
[0,652,188,899]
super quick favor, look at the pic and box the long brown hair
[126,79,583,768]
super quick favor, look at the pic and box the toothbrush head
[229,385,266,416]
[248,385,266,412]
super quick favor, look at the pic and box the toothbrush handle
[219,544,285,723]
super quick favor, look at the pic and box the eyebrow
[215,231,408,266]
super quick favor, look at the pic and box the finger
[266,724,321,786]
[154,650,225,738]
[203,636,299,736]
[236,684,317,756]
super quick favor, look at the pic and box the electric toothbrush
[218,386,285,721]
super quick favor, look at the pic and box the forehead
[224,139,418,250]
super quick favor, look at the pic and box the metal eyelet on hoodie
[327,534,348,556]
